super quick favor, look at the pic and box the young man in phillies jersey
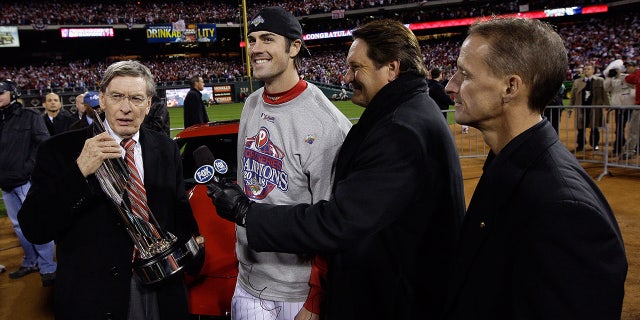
[232,6,351,320]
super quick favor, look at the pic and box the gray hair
[99,60,156,97]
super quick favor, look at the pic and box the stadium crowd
[0,5,636,92]
[0,0,609,27]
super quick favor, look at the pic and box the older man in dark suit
[19,60,202,320]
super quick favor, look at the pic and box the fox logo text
[194,165,215,183]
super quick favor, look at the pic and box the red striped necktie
[121,138,151,222]
[121,139,165,261]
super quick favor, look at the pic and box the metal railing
[444,105,640,181]
[173,105,639,181]
[595,106,640,180]
[442,110,489,159]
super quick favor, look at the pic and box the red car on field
[174,120,240,319]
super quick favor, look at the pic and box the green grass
[170,100,458,138]
[169,101,366,137]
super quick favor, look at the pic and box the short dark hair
[430,68,441,79]
[190,76,202,87]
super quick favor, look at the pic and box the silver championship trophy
[92,119,202,286]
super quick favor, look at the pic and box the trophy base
[132,234,202,286]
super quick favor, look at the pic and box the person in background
[18,60,202,319]
[603,60,633,155]
[428,67,454,120]
[73,92,86,121]
[42,92,75,136]
[443,17,627,319]
[70,91,100,130]
[570,63,609,152]
[217,7,352,320]
[0,79,57,287]
[142,95,171,137]
[208,19,465,319]
[183,75,208,128]
[622,60,640,159]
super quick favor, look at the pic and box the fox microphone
[192,145,228,184]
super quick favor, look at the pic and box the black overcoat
[246,74,466,319]
[19,124,199,320]
[444,120,627,319]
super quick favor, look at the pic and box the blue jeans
[3,182,57,274]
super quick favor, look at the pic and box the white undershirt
[103,119,144,180]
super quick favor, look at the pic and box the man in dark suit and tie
[19,60,202,320]
[42,92,75,136]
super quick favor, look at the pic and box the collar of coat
[357,73,427,128]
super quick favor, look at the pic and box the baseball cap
[83,91,100,108]
[0,81,12,94]
[248,6,311,57]
[624,61,637,67]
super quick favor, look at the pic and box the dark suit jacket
[19,124,200,320]
[183,88,209,128]
[43,112,75,136]
[427,78,454,112]
[246,74,465,319]
[444,120,627,320]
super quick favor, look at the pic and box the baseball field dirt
[0,157,638,319]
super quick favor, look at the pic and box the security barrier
[444,110,489,159]
[446,105,640,181]
[596,106,640,180]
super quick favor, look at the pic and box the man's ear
[290,39,302,58]
[503,75,523,103]
[98,92,106,112]
[387,60,400,81]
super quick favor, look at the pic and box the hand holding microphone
[193,145,253,227]
[206,181,251,227]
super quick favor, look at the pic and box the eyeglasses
[105,92,149,107]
